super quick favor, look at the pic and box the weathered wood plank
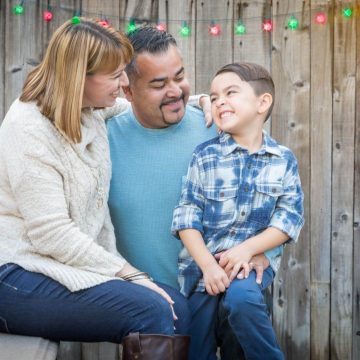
[331,0,356,358]
[271,1,311,358]
[309,0,333,358]
[81,0,120,29]
[233,0,271,68]
[232,0,272,149]
[195,0,234,93]
[4,0,43,112]
[353,2,360,359]
[119,0,158,33]
[159,0,196,93]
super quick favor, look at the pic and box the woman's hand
[116,263,177,320]
[131,278,177,320]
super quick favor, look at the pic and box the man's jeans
[0,264,190,343]
[188,267,284,360]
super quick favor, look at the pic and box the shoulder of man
[106,107,133,132]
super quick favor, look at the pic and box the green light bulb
[235,22,246,35]
[180,22,191,37]
[127,20,137,33]
[13,4,24,15]
[287,16,299,30]
[343,8,353,18]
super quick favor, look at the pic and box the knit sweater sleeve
[3,116,127,277]
[95,97,130,120]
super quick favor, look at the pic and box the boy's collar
[220,131,282,157]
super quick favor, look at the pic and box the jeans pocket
[0,264,17,281]
[0,316,10,333]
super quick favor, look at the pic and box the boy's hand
[216,243,253,281]
[203,262,230,296]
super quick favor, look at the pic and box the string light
[13,4,24,15]
[127,19,137,33]
[235,21,246,35]
[342,7,353,18]
[262,19,273,32]
[43,10,54,22]
[72,16,81,25]
[287,16,299,30]
[315,12,327,24]
[98,19,110,28]
[156,23,167,32]
[179,21,191,37]
[209,21,221,36]
[7,2,357,37]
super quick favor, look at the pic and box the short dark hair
[215,62,275,122]
[125,26,177,82]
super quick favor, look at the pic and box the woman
[0,18,190,359]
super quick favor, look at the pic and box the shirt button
[271,188,277,193]
[220,192,224,197]
[230,230,236,236]
[241,211,246,216]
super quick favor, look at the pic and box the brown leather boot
[122,332,190,360]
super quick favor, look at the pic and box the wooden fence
[0,0,359,359]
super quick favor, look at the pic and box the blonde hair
[20,18,133,143]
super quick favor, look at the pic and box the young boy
[171,63,304,360]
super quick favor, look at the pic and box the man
[107,26,273,359]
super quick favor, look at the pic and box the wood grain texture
[309,0,333,358]
[195,0,234,93]
[331,0,356,358]
[159,0,196,93]
[271,1,311,358]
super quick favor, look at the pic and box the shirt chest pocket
[202,186,238,229]
[247,181,284,226]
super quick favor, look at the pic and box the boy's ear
[122,86,134,102]
[258,93,272,115]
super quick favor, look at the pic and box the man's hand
[215,252,270,284]
[199,95,212,127]
[238,253,270,284]
[216,243,253,281]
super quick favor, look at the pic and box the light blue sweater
[107,106,216,288]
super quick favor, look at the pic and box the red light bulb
[156,23,167,32]
[209,23,221,36]
[43,10,53,22]
[315,12,327,25]
[262,19,273,32]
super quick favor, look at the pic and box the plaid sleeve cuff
[264,245,284,273]
[171,205,204,238]
[269,209,304,243]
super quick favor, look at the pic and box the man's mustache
[160,94,185,107]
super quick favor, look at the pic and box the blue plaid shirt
[171,131,304,296]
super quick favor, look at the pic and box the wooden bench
[0,333,58,360]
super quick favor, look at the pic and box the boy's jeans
[0,263,190,342]
[188,267,284,360]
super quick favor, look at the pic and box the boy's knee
[222,281,263,315]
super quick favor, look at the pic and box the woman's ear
[258,93,273,115]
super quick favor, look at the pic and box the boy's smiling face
[210,72,266,135]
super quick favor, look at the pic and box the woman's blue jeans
[0,264,190,343]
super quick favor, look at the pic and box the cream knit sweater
[0,99,129,292]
